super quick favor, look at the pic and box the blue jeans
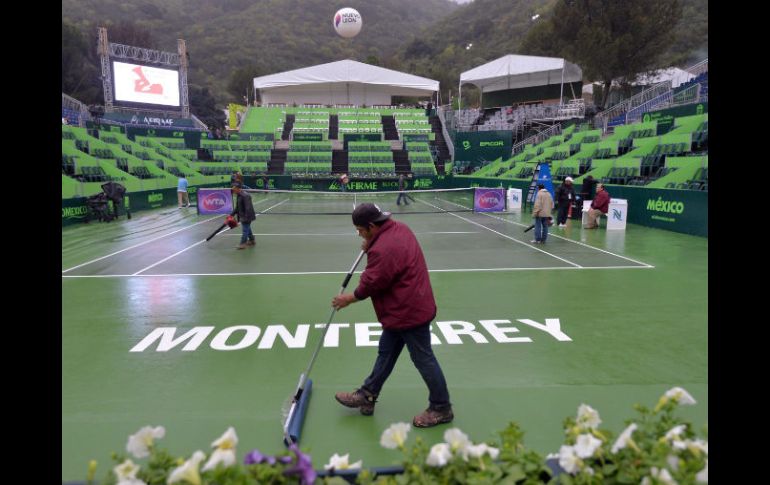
[362,323,451,411]
[534,217,549,242]
[240,222,253,244]
[397,192,410,205]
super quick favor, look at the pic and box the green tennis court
[61,192,707,482]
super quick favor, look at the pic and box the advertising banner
[293,132,324,141]
[643,102,708,135]
[474,188,506,212]
[234,132,275,141]
[506,188,522,211]
[454,131,512,168]
[196,189,234,215]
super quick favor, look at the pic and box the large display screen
[113,61,180,107]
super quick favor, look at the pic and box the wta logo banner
[197,188,233,215]
[474,188,505,212]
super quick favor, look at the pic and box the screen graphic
[113,61,180,107]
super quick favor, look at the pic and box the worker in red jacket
[332,203,453,428]
[586,183,610,229]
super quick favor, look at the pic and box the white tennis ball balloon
[333,8,362,38]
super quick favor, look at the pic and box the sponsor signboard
[474,188,506,212]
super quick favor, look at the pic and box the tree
[189,84,226,130]
[521,0,683,108]
[226,64,265,105]
[106,20,159,49]
[61,21,102,104]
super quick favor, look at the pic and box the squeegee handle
[341,250,366,293]
[298,250,366,383]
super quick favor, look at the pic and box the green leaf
[505,464,526,482]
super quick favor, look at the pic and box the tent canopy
[459,54,582,93]
[253,59,439,105]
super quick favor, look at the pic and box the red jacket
[353,219,437,330]
[591,189,610,214]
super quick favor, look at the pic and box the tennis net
[242,187,476,215]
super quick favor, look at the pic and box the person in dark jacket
[580,175,597,202]
[332,203,453,428]
[396,174,410,205]
[554,177,576,227]
[230,185,256,249]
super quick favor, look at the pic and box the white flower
[696,459,708,483]
[113,459,140,481]
[202,448,236,472]
[667,454,680,471]
[671,439,687,450]
[688,439,708,455]
[573,433,602,458]
[380,422,411,449]
[324,453,363,470]
[201,427,238,472]
[463,443,500,460]
[211,426,238,449]
[664,424,687,441]
[664,387,696,405]
[576,404,601,430]
[443,428,471,453]
[167,450,205,485]
[645,466,678,485]
[558,445,581,474]
[426,443,452,467]
[611,423,638,453]
[126,426,165,459]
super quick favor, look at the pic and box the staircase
[281,114,295,141]
[381,116,399,141]
[329,115,339,140]
[332,150,348,174]
[392,149,410,174]
[268,148,287,174]
[429,115,451,174]
[523,163,543,210]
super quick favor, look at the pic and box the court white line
[417,199,583,268]
[61,197,278,274]
[62,265,654,278]
[437,198,654,268]
[219,231,480,236]
[61,215,221,273]
[131,199,289,276]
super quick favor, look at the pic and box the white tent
[252,59,439,106]
[458,54,582,109]
[635,67,694,88]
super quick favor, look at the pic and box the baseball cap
[565,176,573,182]
[352,203,391,227]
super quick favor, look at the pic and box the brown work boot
[236,243,247,250]
[246,239,255,246]
[413,407,454,428]
[335,389,377,416]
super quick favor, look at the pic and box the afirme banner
[101,112,197,128]
[474,188,506,212]
[197,189,234,215]
[454,131,512,168]
[643,102,708,135]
